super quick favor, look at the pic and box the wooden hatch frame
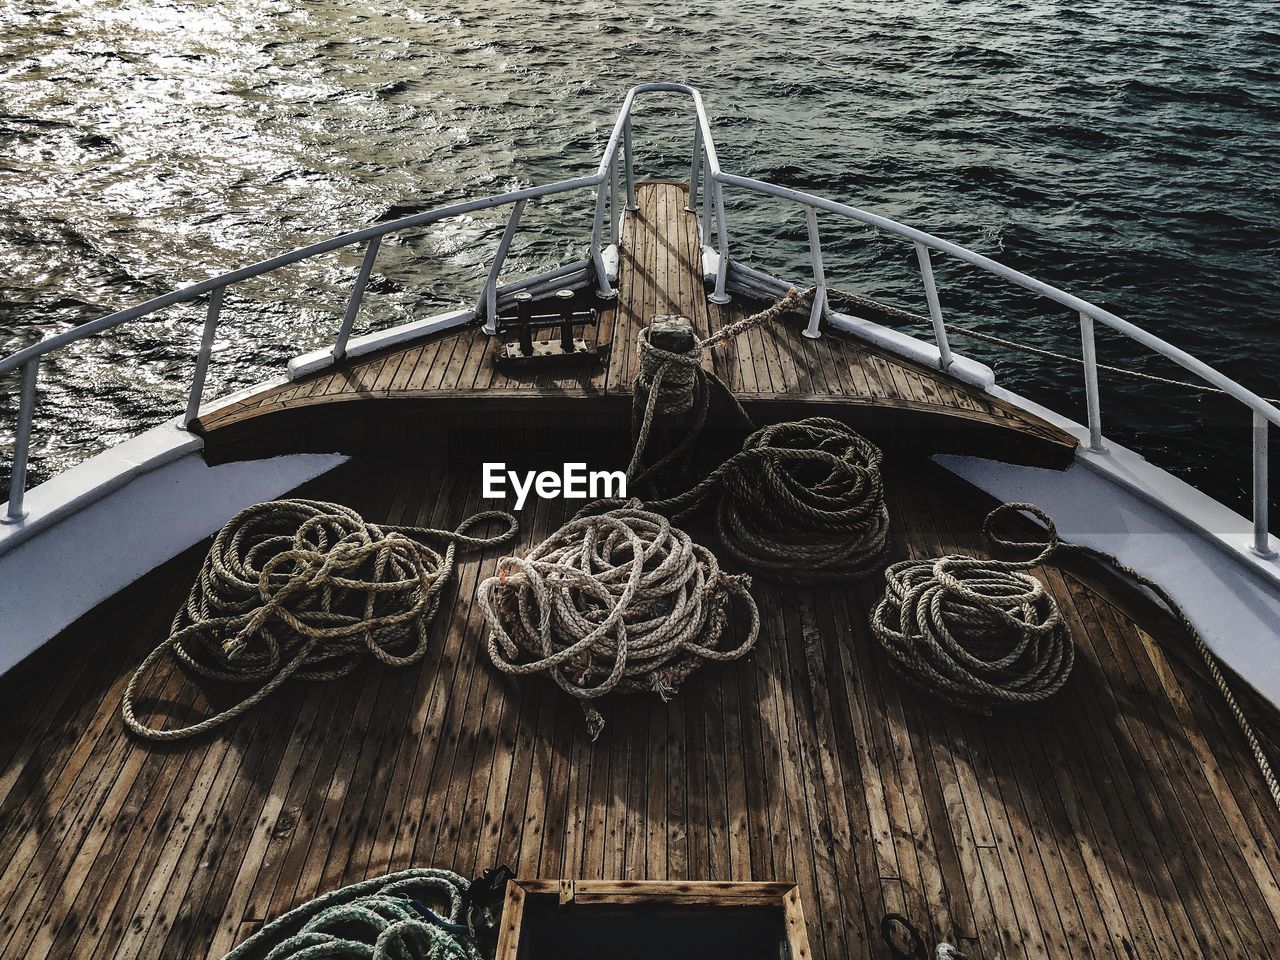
[494,879,812,960]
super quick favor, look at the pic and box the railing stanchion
[5,360,39,522]
[480,200,527,335]
[185,286,224,428]
[1079,310,1106,453]
[609,149,621,247]
[333,236,382,362]
[803,206,828,339]
[699,146,712,247]
[1254,411,1274,557]
[687,121,702,213]
[622,116,637,211]
[914,241,953,370]
[709,178,731,304]
[590,167,615,300]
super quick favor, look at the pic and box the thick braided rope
[643,417,891,584]
[122,499,517,741]
[871,503,1075,714]
[478,504,759,738]
[222,868,480,960]
[627,287,814,488]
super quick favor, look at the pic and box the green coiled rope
[222,868,482,960]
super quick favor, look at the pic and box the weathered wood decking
[194,181,1073,467]
[2,455,1278,960]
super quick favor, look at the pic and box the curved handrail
[0,83,730,521]
[716,172,1280,432]
[707,170,1275,556]
[0,175,596,379]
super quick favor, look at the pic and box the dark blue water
[1,0,1277,519]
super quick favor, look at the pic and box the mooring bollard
[514,290,534,357]
[555,288,576,353]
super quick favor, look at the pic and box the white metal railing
[0,83,1274,559]
[0,82,726,522]
[709,171,1277,558]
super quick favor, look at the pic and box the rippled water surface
[1,0,1277,516]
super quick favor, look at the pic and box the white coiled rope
[477,504,758,738]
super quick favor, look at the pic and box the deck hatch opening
[495,881,811,960]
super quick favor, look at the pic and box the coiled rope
[478,504,758,738]
[651,418,890,584]
[870,503,1075,714]
[123,499,518,741]
[222,868,480,960]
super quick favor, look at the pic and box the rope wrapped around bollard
[221,868,480,960]
[627,287,813,490]
[870,503,1074,714]
[649,417,891,584]
[620,290,891,583]
[478,504,759,738]
[122,499,518,741]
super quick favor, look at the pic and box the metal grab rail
[713,171,1277,556]
[0,82,734,521]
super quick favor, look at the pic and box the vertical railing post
[5,359,39,522]
[184,285,224,428]
[803,206,828,339]
[914,241,953,370]
[699,146,712,247]
[479,200,527,335]
[608,148,621,247]
[590,169,615,300]
[1254,410,1274,557]
[687,120,702,213]
[1079,310,1106,453]
[333,236,382,362]
[709,178,731,305]
[622,115,638,211]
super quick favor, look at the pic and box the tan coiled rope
[122,499,518,741]
[871,503,1075,713]
[651,418,890,584]
[871,501,1280,816]
[478,504,758,738]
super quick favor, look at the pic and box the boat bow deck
[193,181,1074,469]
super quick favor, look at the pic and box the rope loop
[627,287,814,491]
[122,499,517,741]
[478,503,759,738]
